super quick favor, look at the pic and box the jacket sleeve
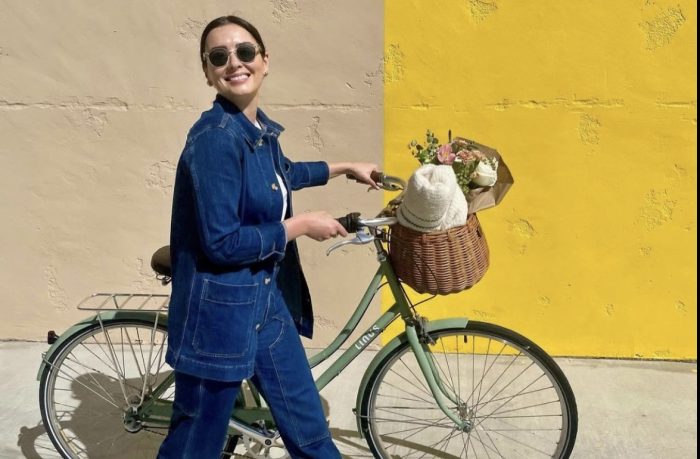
[280,154,330,191]
[187,128,287,266]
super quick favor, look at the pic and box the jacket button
[257,139,264,147]
[264,277,271,285]
[255,323,261,331]
[271,183,278,191]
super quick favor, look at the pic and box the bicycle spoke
[437,339,458,398]
[78,340,121,376]
[474,347,520,414]
[476,361,537,414]
[397,356,433,397]
[54,373,120,409]
[485,428,556,457]
[378,379,436,405]
[476,373,547,425]
[124,327,146,382]
[485,399,562,418]
[474,419,504,459]
[54,356,121,406]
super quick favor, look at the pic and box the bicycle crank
[227,420,290,459]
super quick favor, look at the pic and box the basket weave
[389,213,490,295]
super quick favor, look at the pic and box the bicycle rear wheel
[359,321,578,458]
[39,318,173,458]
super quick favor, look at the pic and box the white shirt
[255,119,288,221]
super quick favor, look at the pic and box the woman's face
[202,24,269,108]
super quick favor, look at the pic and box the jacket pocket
[192,280,258,358]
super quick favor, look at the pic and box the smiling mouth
[224,74,250,83]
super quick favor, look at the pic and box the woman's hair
[199,16,266,65]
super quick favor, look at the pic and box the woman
[157,15,378,459]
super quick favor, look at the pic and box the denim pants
[157,292,341,459]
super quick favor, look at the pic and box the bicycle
[37,173,578,458]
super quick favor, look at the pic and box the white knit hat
[397,165,468,232]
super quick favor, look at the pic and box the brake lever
[326,229,375,256]
[345,172,405,193]
[381,181,404,192]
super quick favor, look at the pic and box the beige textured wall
[0,1,384,347]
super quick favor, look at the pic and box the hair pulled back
[199,16,266,65]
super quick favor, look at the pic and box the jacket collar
[214,95,284,147]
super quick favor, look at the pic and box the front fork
[404,316,474,432]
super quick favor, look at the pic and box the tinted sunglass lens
[236,44,257,63]
[208,49,229,67]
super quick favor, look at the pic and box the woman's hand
[283,211,349,242]
[329,162,381,190]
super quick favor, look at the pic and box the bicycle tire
[359,321,578,458]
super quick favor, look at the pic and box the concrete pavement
[1,341,696,458]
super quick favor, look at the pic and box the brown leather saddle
[150,246,171,278]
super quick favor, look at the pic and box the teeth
[227,74,249,82]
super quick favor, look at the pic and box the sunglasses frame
[203,42,261,67]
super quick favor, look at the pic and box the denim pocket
[192,280,258,358]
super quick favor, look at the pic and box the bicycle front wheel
[359,321,578,458]
[39,318,173,459]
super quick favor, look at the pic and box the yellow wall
[383,0,697,358]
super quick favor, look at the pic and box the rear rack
[77,293,170,311]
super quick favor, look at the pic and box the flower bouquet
[389,131,513,294]
[407,130,514,214]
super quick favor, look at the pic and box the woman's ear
[202,62,212,86]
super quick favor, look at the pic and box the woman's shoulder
[181,116,245,163]
[189,104,234,137]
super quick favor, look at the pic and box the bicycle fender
[354,317,469,437]
[36,310,168,381]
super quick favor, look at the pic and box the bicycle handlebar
[336,212,362,233]
[336,213,399,233]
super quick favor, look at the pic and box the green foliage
[408,130,492,193]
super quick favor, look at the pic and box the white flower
[471,159,498,187]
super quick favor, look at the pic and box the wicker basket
[389,213,490,295]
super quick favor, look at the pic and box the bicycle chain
[142,426,167,436]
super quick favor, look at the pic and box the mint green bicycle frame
[38,238,472,437]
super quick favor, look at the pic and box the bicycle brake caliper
[415,315,435,345]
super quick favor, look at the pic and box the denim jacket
[165,95,329,381]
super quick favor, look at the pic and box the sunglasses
[203,43,261,67]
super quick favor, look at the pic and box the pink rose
[437,144,456,165]
[456,149,476,162]
[471,149,486,160]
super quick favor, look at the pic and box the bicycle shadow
[17,422,62,459]
[329,427,374,458]
[24,376,373,459]
[18,424,372,459]
[319,396,373,458]
[23,372,169,459]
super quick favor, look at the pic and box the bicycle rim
[39,319,173,459]
[360,322,578,458]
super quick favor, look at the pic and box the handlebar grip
[336,212,361,233]
[345,171,384,184]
